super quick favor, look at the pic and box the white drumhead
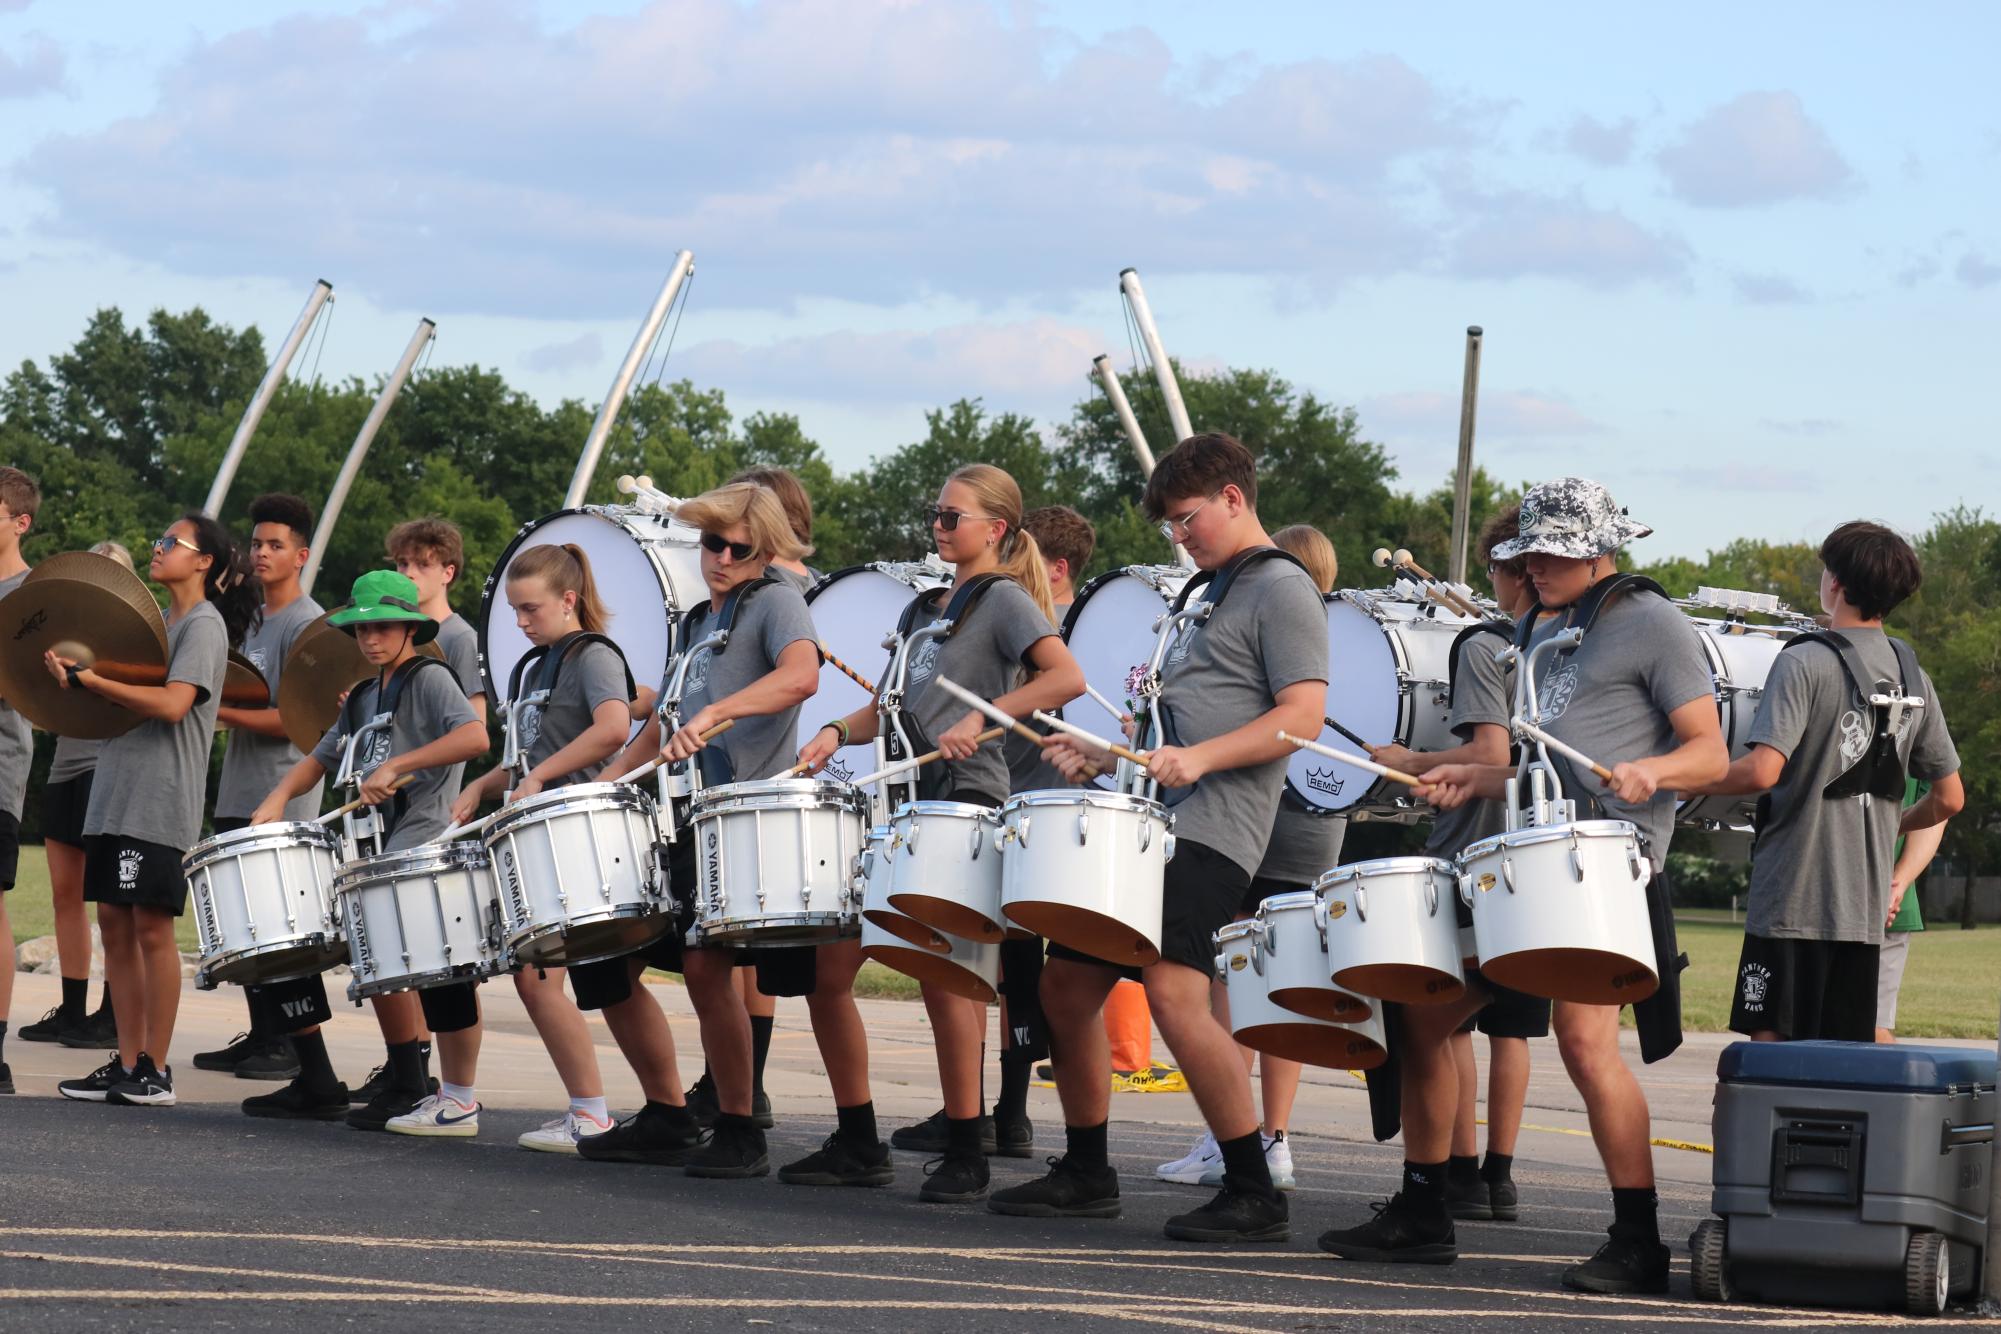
[480,508,706,737]
[1291,596,1401,812]
[1062,568,1188,790]
[801,566,944,789]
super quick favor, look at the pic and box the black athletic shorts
[1456,969,1552,1039]
[82,833,187,913]
[1238,874,1303,918]
[1047,839,1248,980]
[0,809,17,891]
[250,974,333,1034]
[41,774,93,849]
[418,980,481,1034]
[1729,932,1879,1042]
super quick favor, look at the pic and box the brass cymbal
[24,551,169,652]
[276,611,444,754]
[0,576,168,739]
[224,651,269,710]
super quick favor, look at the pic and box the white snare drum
[1061,565,1193,791]
[1250,890,1372,1022]
[1214,920,1388,1070]
[1303,591,1486,815]
[485,781,667,967]
[480,506,706,737]
[1676,619,1794,834]
[998,789,1171,967]
[800,562,947,790]
[883,800,1006,943]
[687,778,869,947]
[186,822,346,988]
[336,841,496,999]
[1459,819,1657,1006]
[1314,857,1466,1005]
[859,913,1000,1003]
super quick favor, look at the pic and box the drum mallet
[317,775,414,825]
[1322,714,1373,750]
[1031,710,1152,770]
[1511,719,1616,783]
[1082,682,1129,726]
[817,642,880,696]
[1276,730,1423,789]
[847,727,1006,789]
[935,676,1051,749]
[621,719,738,785]
[1372,547,1486,621]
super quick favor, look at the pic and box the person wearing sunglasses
[577,482,821,1180]
[50,512,260,1109]
[793,463,1085,1204]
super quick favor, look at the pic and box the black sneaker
[684,1072,720,1129]
[107,1054,176,1107]
[919,1153,990,1203]
[992,1110,1034,1159]
[892,1108,998,1155]
[750,1089,775,1130]
[350,1060,438,1104]
[346,1083,427,1132]
[233,1037,301,1082]
[779,1133,896,1187]
[987,1156,1121,1219]
[58,1055,127,1102]
[1487,1177,1519,1222]
[19,1004,81,1044]
[243,1077,351,1120]
[1165,1183,1290,1242]
[0,1062,12,1095]
[1562,1228,1670,1295]
[684,1119,771,1180]
[192,1031,261,1072]
[1317,1193,1457,1263]
[58,1006,118,1050]
[1447,1172,1494,1221]
[578,1102,704,1165]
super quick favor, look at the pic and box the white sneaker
[517,1109,613,1154]
[1156,1130,1221,1184]
[385,1093,480,1137]
[1200,1130,1296,1190]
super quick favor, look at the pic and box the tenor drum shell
[1459,820,1657,1006]
[998,789,1169,968]
[883,800,1006,943]
[1314,856,1467,1005]
[1251,890,1373,1022]
[1214,920,1388,1069]
[859,913,999,1002]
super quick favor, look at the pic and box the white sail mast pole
[564,251,695,508]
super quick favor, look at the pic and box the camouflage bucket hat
[1489,476,1652,561]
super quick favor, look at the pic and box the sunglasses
[699,532,755,561]
[153,533,201,555]
[923,506,996,532]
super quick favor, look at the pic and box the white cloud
[1955,252,2001,289]
[1562,114,1637,166]
[0,30,63,98]
[1655,91,1855,208]
[1446,189,1689,288]
[521,332,604,375]
[1732,271,1811,304]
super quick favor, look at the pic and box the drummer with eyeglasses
[577,482,821,1180]
[1324,478,1725,1296]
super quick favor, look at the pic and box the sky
[1,1,1995,560]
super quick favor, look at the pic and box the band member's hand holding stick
[1512,718,1616,783]
[845,726,1006,788]
[1033,708,1151,767]
[1276,729,1423,788]
[935,675,1051,748]
[313,773,415,825]
[621,719,737,784]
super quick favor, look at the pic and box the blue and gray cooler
[1693,1040,1995,1316]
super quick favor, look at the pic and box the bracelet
[821,719,850,746]
[65,664,83,688]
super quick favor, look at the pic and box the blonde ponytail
[948,463,1054,621]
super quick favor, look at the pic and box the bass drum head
[801,566,945,790]
[1289,596,1401,813]
[1676,623,1789,836]
[479,508,704,740]
[1061,568,1187,791]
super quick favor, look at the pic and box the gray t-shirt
[0,569,32,817]
[678,581,819,784]
[1158,557,1329,878]
[48,735,102,785]
[311,659,480,852]
[435,611,484,704]
[216,593,325,819]
[521,638,634,787]
[1744,629,1960,942]
[1425,628,1515,858]
[84,600,228,849]
[1257,805,1347,886]
[1525,588,1715,870]
[772,566,816,595]
[901,578,1057,803]
[1002,597,1072,794]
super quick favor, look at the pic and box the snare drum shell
[485,781,667,967]
[1313,857,1467,1006]
[185,822,347,987]
[689,779,868,947]
[335,842,496,998]
[884,801,1006,943]
[1252,891,1374,1022]
[1214,921,1388,1070]
[998,790,1169,968]
[1459,820,1658,1006]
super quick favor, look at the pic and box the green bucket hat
[327,569,439,644]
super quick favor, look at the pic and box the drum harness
[1757,630,1926,831]
[875,573,1008,816]
[332,654,462,861]
[498,631,637,792]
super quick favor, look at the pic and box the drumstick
[621,719,737,785]
[316,775,415,825]
[1322,714,1372,750]
[847,726,1005,788]
[934,676,1049,748]
[1276,730,1422,788]
[1031,710,1151,769]
[818,642,879,696]
[1372,546,1486,621]
[1082,682,1129,725]
[1512,719,1616,782]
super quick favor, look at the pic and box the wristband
[65,664,83,688]
[821,719,850,746]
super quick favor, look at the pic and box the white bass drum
[1061,565,1193,790]
[798,562,947,791]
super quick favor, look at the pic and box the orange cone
[1104,979,1153,1075]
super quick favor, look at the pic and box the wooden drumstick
[1513,719,1616,782]
[817,642,880,696]
[1082,682,1129,726]
[934,676,1050,749]
[847,726,1005,789]
[1374,546,1487,621]
[1276,730,1422,788]
[1031,709,1151,769]
[317,775,414,825]
[618,719,737,786]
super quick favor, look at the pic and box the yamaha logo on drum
[701,826,723,910]
[197,882,220,950]
[348,905,375,979]
[500,847,528,923]
[1305,766,1345,798]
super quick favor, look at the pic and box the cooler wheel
[1688,1218,1730,1303]
[1903,1231,1947,1317]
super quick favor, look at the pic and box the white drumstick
[621,719,738,786]
[1083,682,1128,725]
[935,676,1044,746]
[1031,709,1151,768]
[1513,719,1616,782]
[848,726,1005,788]
[1275,730,1422,788]
[438,807,507,843]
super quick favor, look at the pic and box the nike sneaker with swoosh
[386,1093,481,1137]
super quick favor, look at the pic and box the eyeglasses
[699,532,755,561]
[1157,492,1222,542]
[922,506,997,533]
[153,533,200,555]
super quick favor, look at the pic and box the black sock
[1448,1153,1480,1183]
[1217,1129,1276,1196]
[995,1051,1031,1123]
[1403,1159,1449,1210]
[1610,1187,1659,1244]
[386,1039,426,1093]
[1065,1121,1109,1171]
[0,1020,8,1065]
[60,976,88,1019]
[291,1031,338,1093]
[946,1114,984,1157]
[749,1015,773,1094]
[835,1101,878,1145]
[1480,1151,1514,1183]
[244,993,264,1038]
[94,986,113,1019]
